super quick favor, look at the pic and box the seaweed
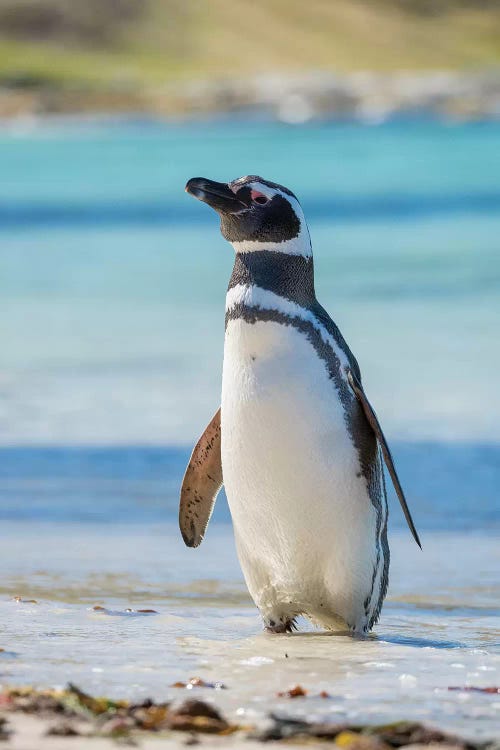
[276,684,308,698]
[276,684,332,699]
[0,684,497,747]
[91,605,159,616]
[252,716,488,747]
[0,684,236,739]
[0,716,10,742]
[171,677,227,690]
[448,687,499,694]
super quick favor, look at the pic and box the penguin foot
[350,622,370,638]
[264,616,298,634]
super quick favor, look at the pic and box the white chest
[221,314,375,579]
[218,284,384,631]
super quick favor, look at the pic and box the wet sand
[1,526,498,744]
[4,713,266,750]
[2,686,496,750]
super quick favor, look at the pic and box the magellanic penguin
[180,175,421,635]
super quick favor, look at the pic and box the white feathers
[225,284,351,373]
[221,284,381,632]
[231,236,311,257]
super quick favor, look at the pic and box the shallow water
[0,521,498,739]
[0,446,498,738]
[0,119,499,738]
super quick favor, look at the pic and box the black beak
[185,177,246,214]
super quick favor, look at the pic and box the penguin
[179,175,420,635]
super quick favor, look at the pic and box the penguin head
[185,175,311,257]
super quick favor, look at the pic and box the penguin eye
[251,189,269,205]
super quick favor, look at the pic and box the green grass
[0,0,499,92]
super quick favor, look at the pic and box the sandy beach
[2,713,268,750]
[1,528,498,747]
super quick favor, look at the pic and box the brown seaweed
[0,684,497,747]
[253,716,482,747]
[0,684,236,738]
[448,686,500,694]
[0,716,11,742]
[276,684,308,698]
[171,677,227,690]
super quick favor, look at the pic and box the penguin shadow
[266,629,464,649]
[374,632,465,649]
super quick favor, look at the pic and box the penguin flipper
[347,369,422,549]
[179,408,223,548]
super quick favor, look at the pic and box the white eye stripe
[247,182,276,200]
[247,184,303,214]
[226,179,312,257]
[233,191,312,257]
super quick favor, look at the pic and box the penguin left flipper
[179,408,223,548]
[347,369,422,549]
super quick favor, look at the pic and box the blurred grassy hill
[0,0,499,94]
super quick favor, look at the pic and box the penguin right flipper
[347,369,422,549]
[179,408,223,548]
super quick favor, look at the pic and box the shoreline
[0,69,499,124]
[1,684,498,749]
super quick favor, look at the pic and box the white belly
[221,317,380,631]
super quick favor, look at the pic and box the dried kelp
[448,687,499,695]
[0,716,10,742]
[0,684,236,738]
[253,716,493,748]
[1,684,498,747]
[171,677,227,690]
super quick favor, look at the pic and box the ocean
[0,118,498,739]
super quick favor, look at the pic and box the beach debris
[100,716,136,736]
[171,677,227,690]
[127,701,170,731]
[276,684,332,699]
[276,684,307,698]
[364,721,469,748]
[253,717,474,746]
[12,596,38,604]
[0,686,70,716]
[168,699,231,734]
[448,686,500,694]
[336,730,390,750]
[45,721,83,737]
[0,685,496,746]
[0,684,134,721]
[91,605,158,616]
[0,685,237,738]
[0,716,11,741]
[253,714,348,741]
[65,683,130,716]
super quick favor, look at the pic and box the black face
[185,175,301,244]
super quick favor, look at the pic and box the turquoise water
[1,119,499,444]
[0,120,499,736]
